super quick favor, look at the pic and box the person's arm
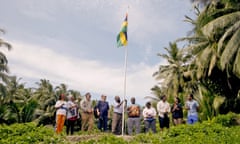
[55,101,63,108]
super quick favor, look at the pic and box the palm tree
[153,42,190,101]
[0,29,11,83]
[33,79,57,125]
[178,0,240,113]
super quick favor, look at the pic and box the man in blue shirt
[96,95,109,132]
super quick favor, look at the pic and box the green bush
[1,116,240,144]
[0,123,67,144]
[213,112,240,126]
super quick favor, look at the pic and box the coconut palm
[0,29,11,83]
[153,42,190,100]
[178,0,240,114]
[33,79,57,125]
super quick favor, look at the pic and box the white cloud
[5,41,164,104]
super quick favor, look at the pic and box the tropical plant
[0,29,11,83]
[153,42,191,101]
[33,79,58,125]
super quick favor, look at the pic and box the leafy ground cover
[1,113,240,144]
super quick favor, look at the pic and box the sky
[0,0,194,105]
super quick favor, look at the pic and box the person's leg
[58,115,66,134]
[111,113,118,134]
[98,117,102,131]
[144,120,150,133]
[173,118,178,126]
[103,116,108,131]
[81,113,87,131]
[177,118,182,125]
[55,114,60,133]
[66,119,70,135]
[159,116,164,131]
[151,119,157,133]
[70,120,75,135]
[127,118,133,135]
[117,114,122,135]
[165,116,170,129]
[135,118,141,134]
[192,115,198,124]
[187,115,194,124]
[87,114,94,131]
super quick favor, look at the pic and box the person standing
[66,95,78,135]
[185,94,199,124]
[112,96,126,135]
[142,102,157,133]
[54,94,67,134]
[127,97,141,135]
[80,92,94,131]
[157,95,170,131]
[171,97,183,125]
[96,94,109,132]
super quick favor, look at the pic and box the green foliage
[1,115,240,144]
[212,112,240,126]
[0,122,67,144]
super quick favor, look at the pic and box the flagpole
[121,44,128,136]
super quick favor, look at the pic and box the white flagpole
[121,6,129,136]
[121,44,128,136]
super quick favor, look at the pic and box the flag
[117,13,128,47]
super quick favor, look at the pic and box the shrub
[0,122,67,144]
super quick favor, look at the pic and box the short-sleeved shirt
[66,101,78,119]
[127,104,141,118]
[113,101,123,114]
[55,100,67,116]
[171,103,183,119]
[186,100,199,116]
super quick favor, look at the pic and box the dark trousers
[66,119,76,135]
[98,116,108,131]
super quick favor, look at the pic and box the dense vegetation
[0,113,239,143]
[151,0,240,120]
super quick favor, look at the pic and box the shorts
[158,116,169,128]
[187,115,198,124]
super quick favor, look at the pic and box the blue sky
[0,0,194,105]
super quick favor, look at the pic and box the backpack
[93,106,99,119]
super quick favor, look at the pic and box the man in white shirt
[111,96,126,135]
[157,95,170,131]
[185,94,199,124]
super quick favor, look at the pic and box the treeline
[150,0,240,120]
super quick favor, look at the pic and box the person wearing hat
[96,94,110,132]
[54,94,67,134]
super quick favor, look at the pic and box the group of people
[142,94,199,133]
[54,92,199,135]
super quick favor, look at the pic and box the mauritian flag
[117,13,128,47]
